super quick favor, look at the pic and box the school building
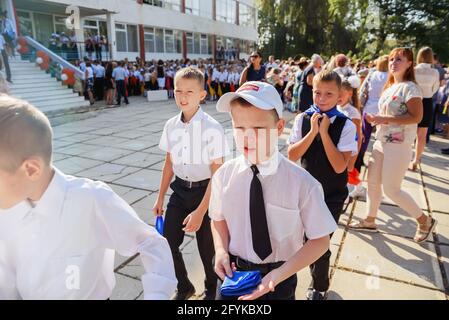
[6,0,259,61]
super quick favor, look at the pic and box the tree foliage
[257,0,449,61]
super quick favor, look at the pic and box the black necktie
[250,165,272,261]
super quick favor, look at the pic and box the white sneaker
[349,184,366,199]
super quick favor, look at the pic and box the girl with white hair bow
[337,75,363,191]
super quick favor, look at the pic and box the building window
[164,29,175,53]
[143,0,163,7]
[239,3,256,28]
[155,28,164,52]
[115,23,138,52]
[216,0,236,24]
[115,23,127,52]
[144,27,155,52]
[186,32,194,54]
[54,15,70,35]
[164,0,181,11]
[174,30,182,53]
[127,25,138,52]
[200,34,208,55]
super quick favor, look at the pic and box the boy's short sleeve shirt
[288,113,358,156]
[158,107,230,182]
[209,152,337,264]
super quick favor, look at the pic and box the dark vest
[301,114,349,203]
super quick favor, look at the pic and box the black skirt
[418,97,433,128]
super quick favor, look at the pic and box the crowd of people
[1,43,448,301]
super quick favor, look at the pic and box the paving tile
[113,169,163,192]
[338,231,444,291]
[53,156,103,175]
[77,163,141,183]
[328,270,446,300]
[110,273,143,300]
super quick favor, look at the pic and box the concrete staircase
[8,57,90,115]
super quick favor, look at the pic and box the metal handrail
[24,36,85,80]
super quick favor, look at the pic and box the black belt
[230,254,285,275]
[175,176,210,189]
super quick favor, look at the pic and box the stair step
[15,92,79,104]
[37,100,91,114]
[13,74,54,80]
[10,79,61,88]
[13,90,77,100]
[11,86,69,96]
[32,96,88,108]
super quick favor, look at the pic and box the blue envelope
[220,271,262,296]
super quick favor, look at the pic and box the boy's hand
[310,112,322,136]
[152,199,164,217]
[318,114,331,136]
[238,269,279,300]
[182,210,204,233]
[214,250,237,281]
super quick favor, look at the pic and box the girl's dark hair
[341,80,361,111]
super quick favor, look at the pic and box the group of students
[0,45,442,300]
[47,31,79,62]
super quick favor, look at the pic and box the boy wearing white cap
[210,81,337,300]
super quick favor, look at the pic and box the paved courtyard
[49,97,449,300]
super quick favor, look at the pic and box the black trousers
[115,80,128,105]
[0,49,11,82]
[94,77,104,100]
[215,256,297,300]
[164,178,217,294]
[307,201,344,292]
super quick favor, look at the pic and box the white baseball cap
[216,81,283,118]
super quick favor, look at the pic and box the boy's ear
[200,89,207,101]
[22,158,43,181]
[277,119,285,136]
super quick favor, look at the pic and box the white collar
[237,150,282,176]
[176,107,205,125]
[29,167,67,218]
[0,167,67,219]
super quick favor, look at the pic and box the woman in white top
[349,47,437,243]
[350,55,389,198]
[411,47,441,170]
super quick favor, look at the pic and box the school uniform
[0,168,177,300]
[209,151,337,300]
[112,66,129,105]
[219,70,229,94]
[212,81,337,300]
[211,69,221,98]
[159,107,230,297]
[288,106,357,293]
[94,64,105,100]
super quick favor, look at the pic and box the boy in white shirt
[210,81,337,300]
[0,94,177,300]
[153,67,229,300]
[288,70,357,300]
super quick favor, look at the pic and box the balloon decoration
[17,37,29,55]
[36,51,50,71]
[61,68,76,86]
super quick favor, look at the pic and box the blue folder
[220,271,262,296]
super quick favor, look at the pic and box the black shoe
[441,148,449,155]
[172,286,195,300]
[306,288,327,300]
[200,289,216,300]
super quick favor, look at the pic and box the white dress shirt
[159,107,230,182]
[209,151,337,264]
[212,69,221,82]
[0,168,177,300]
[288,112,358,156]
[415,63,440,98]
